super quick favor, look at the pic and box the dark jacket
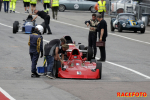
[28,33,43,54]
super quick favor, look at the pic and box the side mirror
[78,42,81,45]
[23,20,25,21]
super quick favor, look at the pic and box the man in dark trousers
[28,25,44,77]
[0,0,2,12]
[85,14,99,59]
[32,10,52,34]
[44,38,69,79]
[97,14,107,61]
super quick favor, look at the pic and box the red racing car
[53,36,102,79]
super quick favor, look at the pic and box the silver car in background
[59,0,97,13]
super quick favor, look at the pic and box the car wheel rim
[91,6,96,13]
[59,5,65,11]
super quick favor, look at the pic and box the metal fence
[105,0,150,26]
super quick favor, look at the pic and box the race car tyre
[13,21,19,34]
[22,27,25,32]
[59,5,65,12]
[41,22,47,34]
[90,59,96,63]
[111,21,115,31]
[118,23,122,32]
[96,62,102,79]
[141,29,145,33]
[90,6,97,13]
[79,45,85,50]
[87,46,93,61]
[53,60,61,78]
[134,30,137,33]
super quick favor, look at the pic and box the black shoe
[47,32,52,34]
[92,57,95,59]
[10,10,12,13]
[46,72,54,79]
[31,72,40,78]
[13,11,15,13]
[27,10,29,13]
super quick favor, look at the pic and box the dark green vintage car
[59,0,97,13]
[111,13,145,33]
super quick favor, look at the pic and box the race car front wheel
[87,47,93,61]
[13,21,19,34]
[141,29,145,33]
[118,23,122,32]
[96,62,102,79]
[111,21,115,31]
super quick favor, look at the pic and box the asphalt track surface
[0,2,150,100]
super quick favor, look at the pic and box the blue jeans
[4,1,9,12]
[46,55,54,72]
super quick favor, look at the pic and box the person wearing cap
[32,9,52,34]
[44,38,69,79]
[28,25,43,77]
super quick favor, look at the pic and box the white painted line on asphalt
[109,32,150,45]
[1,20,150,79]
[95,57,150,79]
[0,87,16,100]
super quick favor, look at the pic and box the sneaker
[25,11,28,13]
[13,11,15,13]
[10,10,12,13]
[47,32,52,35]
[46,72,54,79]
[27,10,29,13]
[31,72,40,78]
[55,16,57,20]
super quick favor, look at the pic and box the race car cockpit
[64,36,73,44]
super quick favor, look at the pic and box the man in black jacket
[97,14,107,61]
[32,10,52,34]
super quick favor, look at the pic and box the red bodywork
[58,48,100,79]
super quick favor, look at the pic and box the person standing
[9,0,17,13]
[28,25,44,77]
[32,10,52,34]
[51,0,59,20]
[85,14,99,59]
[96,14,107,61]
[30,0,37,14]
[43,0,50,14]
[23,0,30,13]
[3,0,9,13]
[97,0,107,18]
[44,38,69,79]
[0,0,2,12]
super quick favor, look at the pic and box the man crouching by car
[28,25,43,78]
[44,38,69,79]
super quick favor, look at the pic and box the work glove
[40,51,43,58]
